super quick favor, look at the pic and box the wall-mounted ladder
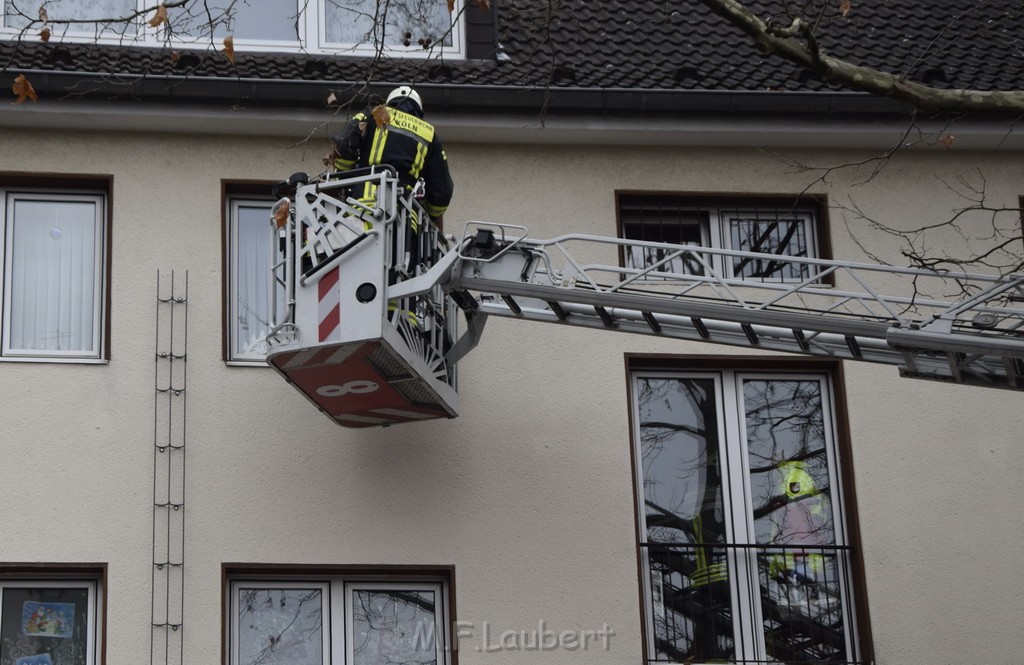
[152,270,187,665]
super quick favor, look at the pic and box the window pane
[743,379,849,663]
[636,377,734,663]
[325,0,454,48]
[621,204,707,276]
[7,198,99,354]
[4,0,134,31]
[727,212,812,280]
[0,586,90,665]
[351,589,438,665]
[232,202,283,360]
[237,588,323,665]
[169,0,298,40]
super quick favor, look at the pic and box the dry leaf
[12,74,37,104]
[39,27,50,42]
[38,6,47,22]
[939,134,955,150]
[326,92,337,106]
[273,201,290,228]
[222,35,235,63]
[839,0,851,16]
[148,4,168,28]
[446,0,455,12]
[475,0,490,9]
[169,50,180,63]
[371,104,391,129]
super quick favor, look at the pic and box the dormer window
[1,1,466,57]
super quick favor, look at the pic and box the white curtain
[6,196,101,355]
[232,202,282,360]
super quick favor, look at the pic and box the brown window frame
[615,192,834,285]
[0,172,113,362]
[625,354,872,665]
[222,563,458,665]
[0,562,107,665]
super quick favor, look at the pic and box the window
[0,572,103,665]
[227,569,453,665]
[618,195,828,282]
[225,195,284,363]
[630,363,864,664]
[1,1,466,56]
[1,188,108,361]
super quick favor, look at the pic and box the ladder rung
[845,335,862,358]
[793,329,810,351]
[947,352,963,383]
[595,306,616,328]
[547,301,568,321]
[691,317,710,339]
[741,323,759,345]
[1004,357,1020,388]
[642,311,662,333]
[501,294,522,315]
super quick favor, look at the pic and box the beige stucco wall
[0,127,1022,664]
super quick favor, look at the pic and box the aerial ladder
[264,168,1024,427]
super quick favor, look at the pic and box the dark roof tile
[2,0,1023,111]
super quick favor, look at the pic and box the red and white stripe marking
[317,266,341,342]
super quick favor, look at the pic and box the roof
[2,1,1023,117]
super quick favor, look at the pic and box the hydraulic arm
[266,171,1024,427]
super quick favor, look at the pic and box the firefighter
[327,85,454,226]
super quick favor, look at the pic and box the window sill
[225,359,271,368]
[0,356,108,365]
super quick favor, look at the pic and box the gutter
[1,66,917,117]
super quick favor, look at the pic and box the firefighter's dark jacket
[330,101,454,219]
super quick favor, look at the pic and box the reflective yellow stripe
[334,157,356,171]
[368,127,387,165]
[422,202,447,217]
[387,301,419,325]
[410,142,427,179]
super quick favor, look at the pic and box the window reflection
[351,589,437,665]
[325,0,454,48]
[638,377,735,663]
[237,588,323,665]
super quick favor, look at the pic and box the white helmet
[386,85,422,111]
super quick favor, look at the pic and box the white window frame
[0,578,101,665]
[0,1,466,58]
[229,576,451,665]
[226,195,281,365]
[230,580,332,665]
[1,189,107,362]
[631,368,860,665]
[620,200,821,283]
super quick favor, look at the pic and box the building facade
[0,2,1022,664]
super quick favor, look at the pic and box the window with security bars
[618,195,825,282]
[631,367,864,664]
[227,572,451,665]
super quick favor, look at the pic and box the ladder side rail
[473,296,898,362]
[452,275,895,340]
[529,231,1011,283]
[484,233,1022,333]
